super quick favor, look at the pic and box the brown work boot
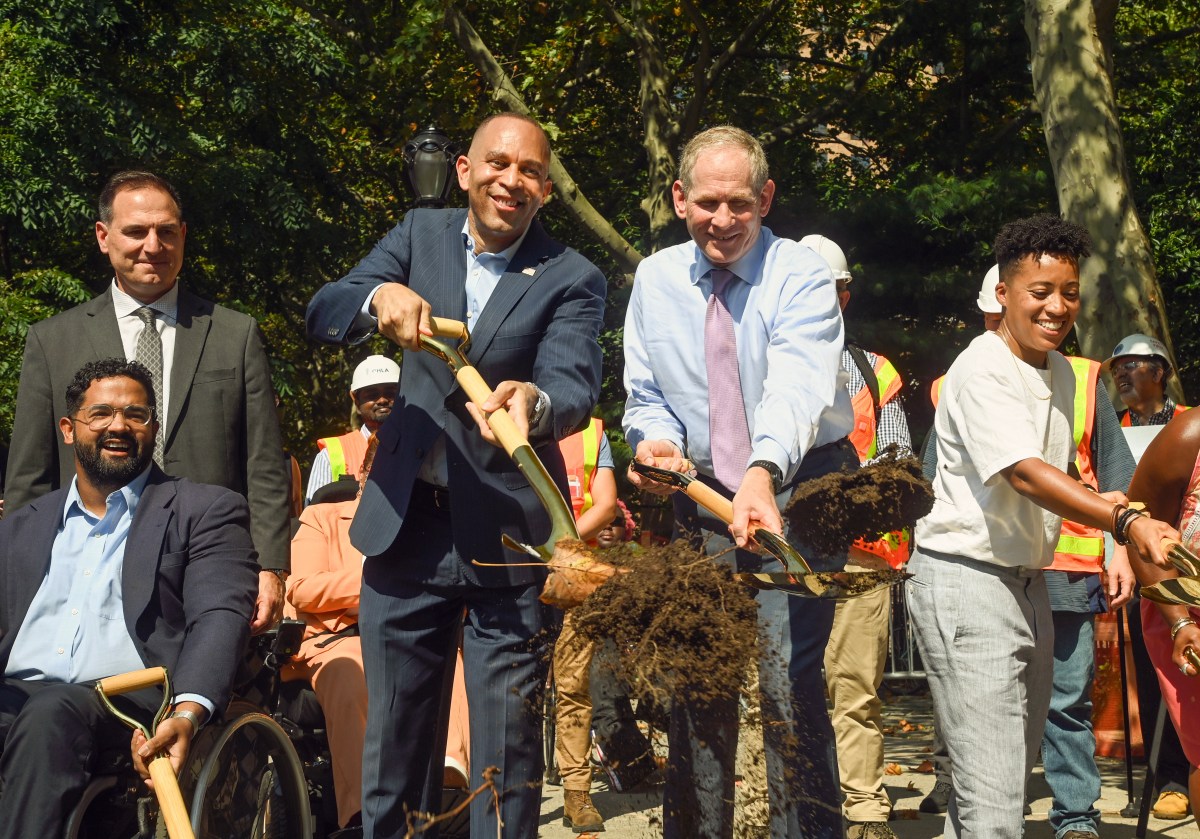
[1152,789,1191,820]
[563,788,605,833]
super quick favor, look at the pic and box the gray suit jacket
[0,467,258,712]
[306,209,606,586]
[5,288,290,571]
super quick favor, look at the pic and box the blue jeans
[1042,610,1101,838]
[663,440,855,839]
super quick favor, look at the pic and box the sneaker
[1060,831,1099,839]
[1152,789,1191,820]
[563,788,605,833]
[919,780,952,814]
[846,822,898,839]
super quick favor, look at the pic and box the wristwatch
[264,568,290,583]
[526,383,548,429]
[748,460,783,494]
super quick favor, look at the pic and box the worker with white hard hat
[1103,333,1188,427]
[306,355,401,503]
[976,264,1004,332]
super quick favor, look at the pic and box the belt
[411,480,451,510]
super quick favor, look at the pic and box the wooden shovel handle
[455,366,528,455]
[97,667,167,696]
[685,481,735,524]
[429,317,469,341]
[149,755,196,839]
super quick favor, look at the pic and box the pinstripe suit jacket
[305,209,606,586]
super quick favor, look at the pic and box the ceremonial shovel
[421,318,619,608]
[95,666,196,839]
[630,461,908,599]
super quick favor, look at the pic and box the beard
[75,430,153,489]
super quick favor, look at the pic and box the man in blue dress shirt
[0,358,258,838]
[624,125,856,838]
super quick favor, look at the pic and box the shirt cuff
[346,286,383,344]
[750,440,791,479]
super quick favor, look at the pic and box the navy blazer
[0,467,259,714]
[306,209,606,585]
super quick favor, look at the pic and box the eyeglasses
[71,404,156,430]
[1113,359,1148,373]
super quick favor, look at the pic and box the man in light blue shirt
[0,358,258,838]
[624,125,856,838]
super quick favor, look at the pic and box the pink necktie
[705,268,753,491]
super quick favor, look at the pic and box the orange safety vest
[931,360,1106,573]
[848,351,910,569]
[317,429,370,484]
[1119,404,1189,427]
[558,418,605,519]
[1050,358,1104,573]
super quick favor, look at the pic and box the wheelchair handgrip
[98,667,168,696]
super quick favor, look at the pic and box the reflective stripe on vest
[559,418,604,518]
[322,436,349,482]
[317,430,369,484]
[1052,358,1104,571]
[848,354,904,462]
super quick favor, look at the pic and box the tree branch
[444,3,643,273]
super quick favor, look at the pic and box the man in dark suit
[5,171,290,632]
[0,358,259,839]
[306,112,606,838]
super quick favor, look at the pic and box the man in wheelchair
[0,359,259,838]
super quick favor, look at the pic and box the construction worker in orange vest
[1102,333,1190,427]
[305,355,399,504]
[923,265,1138,833]
[803,235,912,839]
[553,417,618,832]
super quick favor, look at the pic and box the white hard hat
[1102,333,1170,370]
[800,234,852,282]
[351,355,400,393]
[976,265,1002,314]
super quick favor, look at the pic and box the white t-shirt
[916,331,1076,568]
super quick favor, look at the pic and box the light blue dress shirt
[5,468,213,715]
[623,227,854,483]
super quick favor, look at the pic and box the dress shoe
[563,788,605,833]
[1152,789,1191,819]
[846,821,898,839]
[919,780,952,814]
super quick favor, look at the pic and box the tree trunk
[1025,0,1182,400]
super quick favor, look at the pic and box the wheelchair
[66,622,324,839]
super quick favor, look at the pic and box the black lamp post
[403,125,457,209]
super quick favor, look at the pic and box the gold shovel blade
[734,569,910,599]
[1142,575,1200,607]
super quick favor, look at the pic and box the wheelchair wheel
[183,704,312,839]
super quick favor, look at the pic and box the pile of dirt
[783,444,934,558]
[572,540,759,708]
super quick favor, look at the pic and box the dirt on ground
[572,540,760,709]
[783,444,934,557]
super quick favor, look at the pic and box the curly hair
[65,358,157,417]
[993,214,1092,282]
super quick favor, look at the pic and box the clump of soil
[572,540,759,709]
[783,444,934,558]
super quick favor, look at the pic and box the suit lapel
[123,469,174,628]
[83,289,126,360]
[467,220,553,362]
[166,290,212,443]
[3,493,66,639]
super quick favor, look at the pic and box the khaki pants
[554,610,597,790]
[823,574,892,822]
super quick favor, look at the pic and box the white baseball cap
[351,355,400,393]
[976,265,1002,314]
[1102,333,1170,370]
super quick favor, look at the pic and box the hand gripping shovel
[421,318,620,608]
[630,461,908,599]
[95,667,196,839]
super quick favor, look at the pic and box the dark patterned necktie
[134,306,164,464]
[705,269,752,491]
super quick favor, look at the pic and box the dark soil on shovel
[783,444,934,557]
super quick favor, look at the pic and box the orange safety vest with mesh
[558,418,605,519]
[930,359,1105,573]
[849,352,910,569]
[316,429,370,484]
[1119,404,1189,427]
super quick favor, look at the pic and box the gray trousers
[906,549,1054,838]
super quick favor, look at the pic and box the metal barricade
[883,579,925,680]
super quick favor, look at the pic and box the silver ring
[1182,663,1194,676]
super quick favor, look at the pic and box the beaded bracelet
[1170,617,1197,640]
